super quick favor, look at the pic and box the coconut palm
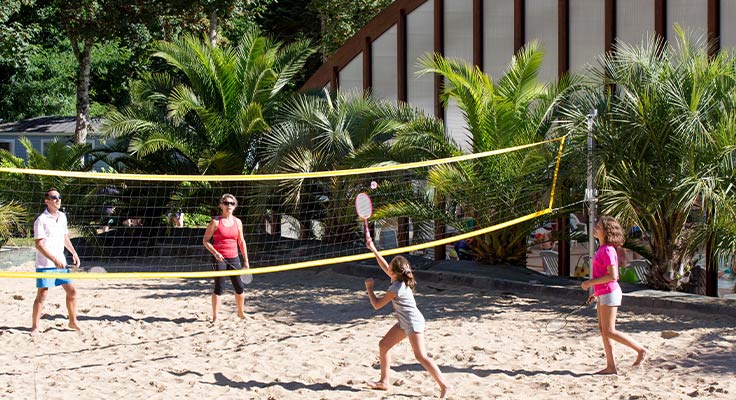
[102,27,314,175]
[561,26,736,290]
[392,42,581,264]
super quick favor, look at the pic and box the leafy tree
[309,0,393,58]
[0,0,39,69]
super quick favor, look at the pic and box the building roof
[0,116,100,135]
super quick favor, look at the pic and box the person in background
[31,188,81,336]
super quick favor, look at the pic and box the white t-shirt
[34,209,68,268]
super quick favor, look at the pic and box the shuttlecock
[370,181,378,189]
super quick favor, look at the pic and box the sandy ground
[1,262,735,400]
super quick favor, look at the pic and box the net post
[586,109,598,281]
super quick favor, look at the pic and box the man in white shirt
[31,188,81,336]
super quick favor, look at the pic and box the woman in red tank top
[203,194,250,322]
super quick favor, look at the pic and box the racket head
[355,193,373,219]
[545,318,567,333]
[241,273,253,285]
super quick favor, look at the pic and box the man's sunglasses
[221,201,236,206]
[46,195,62,200]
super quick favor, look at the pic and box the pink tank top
[213,217,239,258]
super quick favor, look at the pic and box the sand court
[1,265,735,399]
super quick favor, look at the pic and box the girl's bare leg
[600,305,648,367]
[408,332,451,398]
[369,324,406,390]
[595,303,617,374]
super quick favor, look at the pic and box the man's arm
[63,234,80,267]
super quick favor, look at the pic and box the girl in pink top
[581,215,647,374]
[203,194,250,322]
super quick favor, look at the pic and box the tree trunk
[208,11,218,46]
[70,33,93,145]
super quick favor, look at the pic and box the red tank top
[213,217,239,258]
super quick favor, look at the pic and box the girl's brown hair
[598,215,625,247]
[389,256,416,291]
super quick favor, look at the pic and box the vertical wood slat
[331,66,339,91]
[708,0,720,57]
[434,0,444,120]
[433,0,446,261]
[473,0,483,69]
[363,37,372,91]
[397,9,409,249]
[398,9,408,102]
[605,0,616,54]
[515,0,526,53]
[654,0,666,40]
[558,0,569,78]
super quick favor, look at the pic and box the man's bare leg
[62,283,80,331]
[31,288,48,336]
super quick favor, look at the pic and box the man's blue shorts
[36,267,71,288]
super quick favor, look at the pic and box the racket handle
[363,218,369,233]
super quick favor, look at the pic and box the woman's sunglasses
[46,195,62,200]
[221,201,236,206]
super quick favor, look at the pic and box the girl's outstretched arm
[366,229,391,277]
[365,278,396,310]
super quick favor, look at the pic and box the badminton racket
[545,296,596,333]
[355,192,373,231]
[220,259,253,285]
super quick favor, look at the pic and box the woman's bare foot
[237,313,246,319]
[633,349,648,367]
[30,328,39,337]
[439,384,452,398]
[69,321,81,331]
[368,381,389,391]
[595,367,617,375]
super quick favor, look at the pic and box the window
[0,140,14,155]
[40,139,56,155]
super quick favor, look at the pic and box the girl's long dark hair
[389,256,416,290]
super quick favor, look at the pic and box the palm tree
[392,42,581,264]
[0,137,103,238]
[260,89,453,243]
[0,200,26,248]
[102,27,314,175]
[0,137,98,204]
[561,26,736,290]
